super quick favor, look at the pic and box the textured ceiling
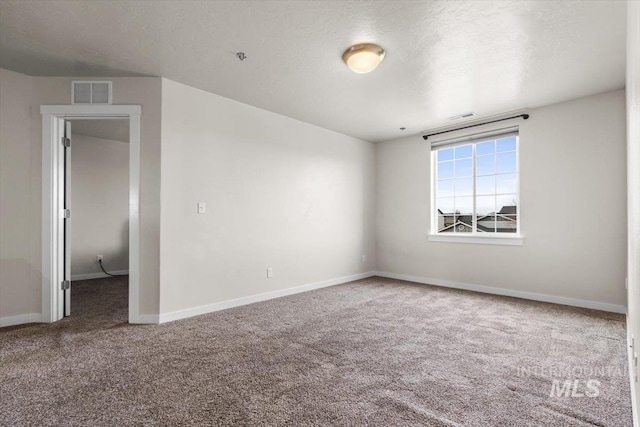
[70,120,129,143]
[0,1,627,142]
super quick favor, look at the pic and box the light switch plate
[197,202,206,214]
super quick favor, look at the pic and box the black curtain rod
[422,114,529,140]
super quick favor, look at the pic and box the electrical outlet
[361,254,366,263]
[267,267,273,278]
[97,255,103,262]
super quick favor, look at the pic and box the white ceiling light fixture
[342,43,385,74]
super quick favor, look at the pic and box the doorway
[66,119,130,318]
[41,105,142,324]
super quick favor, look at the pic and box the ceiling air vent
[447,112,475,121]
[72,81,112,105]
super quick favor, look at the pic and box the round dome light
[342,43,385,74]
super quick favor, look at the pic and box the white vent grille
[447,112,475,121]
[73,82,92,103]
[72,81,112,104]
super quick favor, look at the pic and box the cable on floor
[99,259,126,277]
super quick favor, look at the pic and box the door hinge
[63,209,71,219]
[61,280,71,290]
[62,137,71,148]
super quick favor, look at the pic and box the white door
[63,121,72,316]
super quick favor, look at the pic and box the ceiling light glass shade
[342,43,385,74]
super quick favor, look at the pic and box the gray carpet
[0,276,632,426]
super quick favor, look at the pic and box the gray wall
[375,89,627,309]
[70,133,129,277]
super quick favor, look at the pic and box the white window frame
[428,128,523,246]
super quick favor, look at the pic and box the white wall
[376,90,627,310]
[159,79,376,316]
[70,133,129,277]
[626,0,640,420]
[0,69,162,325]
[0,69,38,319]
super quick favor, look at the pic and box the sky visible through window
[436,136,518,233]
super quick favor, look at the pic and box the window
[431,127,520,242]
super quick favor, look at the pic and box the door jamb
[40,104,142,324]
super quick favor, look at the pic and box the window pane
[437,198,455,233]
[455,145,472,159]
[495,203,517,233]
[476,195,496,233]
[495,173,517,194]
[476,140,495,156]
[498,223,517,233]
[504,215,517,221]
[454,196,473,215]
[437,161,454,179]
[497,136,516,152]
[454,222,472,233]
[438,148,454,162]
[437,179,454,197]
[436,197,454,214]
[476,215,497,233]
[496,152,516,173]
[476,195,495,216]
[496,195,518,215]
[476,175,495,195]
[455,177,473,196]
[455,158,472,177]
[476,155,494,176]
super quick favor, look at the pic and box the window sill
[427,233,524,246]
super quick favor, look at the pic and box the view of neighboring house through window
[433,131,519,234]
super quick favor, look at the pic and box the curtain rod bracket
[422,113,529,140]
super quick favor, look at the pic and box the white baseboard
[0,313,42,328]
[134,314,160,324]
[158,271,376,324]
[71,270,129,281]
[374,271,627,314]
[628,317,639,427]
